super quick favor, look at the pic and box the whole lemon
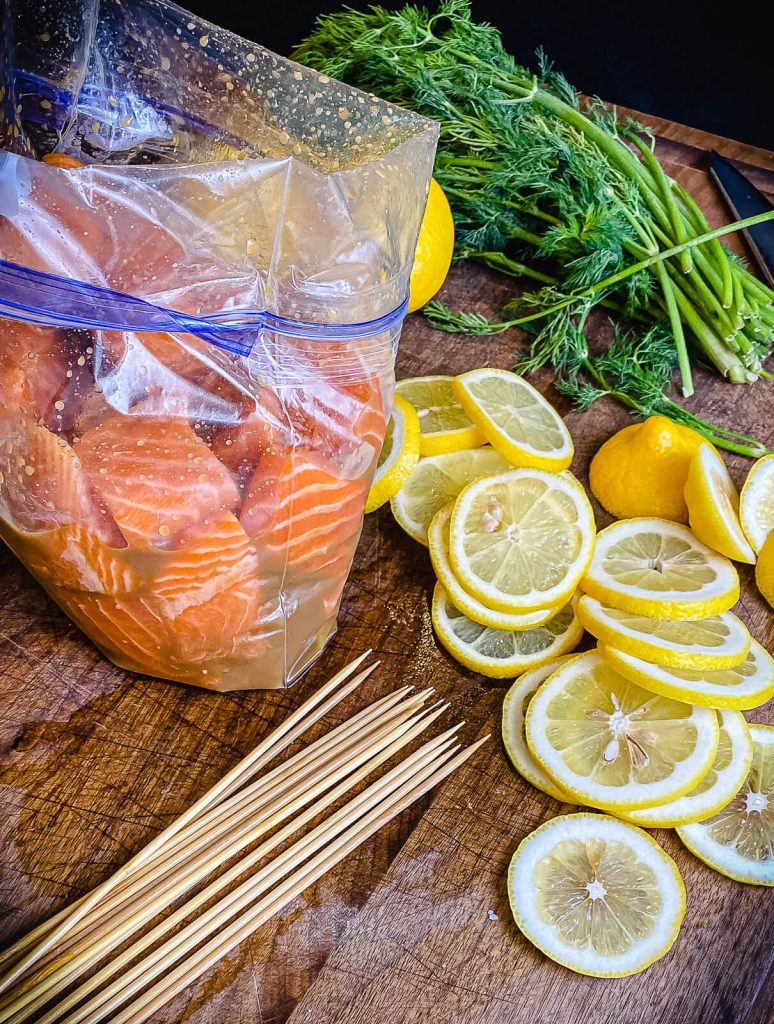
[408,178,455,313]
[589,415,709,522]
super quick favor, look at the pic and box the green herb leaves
[295,0,774,455]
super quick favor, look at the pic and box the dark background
[186,0,774,150]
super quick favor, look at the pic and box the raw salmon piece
[150,512,258,617]
[238,447,291,538]
[76,414,240,548]
[249,448,367,573]
[95,330,215,390]
[0,321,93,431]
[172,574,261,663]
[211,387,288,492]
[0,412,122,540]
[53,588,175,680]
[279,381,385,477]
[23,525,140,594]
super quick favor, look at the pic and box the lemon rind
[597,641,774,711]
[502,659,577,801]
[577,595,751,671]
[431,583,583,679]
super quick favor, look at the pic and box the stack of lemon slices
[370,370,773,978]
[373,369,593,678]
[503,516,774,976]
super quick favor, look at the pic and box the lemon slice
[620,711,753,828]
[739,454,774,552]
[428,504,560,630]
[452,368,574,472]
[684,444,756,563]
[581,518,739,620]
[364,395,421,514]
[390,447,510,546]
[597,640,774,711]
[449,468,595,613]
[577,595,750,671]
[508,812,686,977]
[502,658,576,800]
[677,724,774,885]
[525,651,719,811]
[395,375,485,456]
[431,583,582,679]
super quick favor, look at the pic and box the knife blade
[710,150,774,288]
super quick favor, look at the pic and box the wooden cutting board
[0,111,772,1024]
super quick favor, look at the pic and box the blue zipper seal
[0,257,409,357]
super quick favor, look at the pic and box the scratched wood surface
[0,115,773,1024]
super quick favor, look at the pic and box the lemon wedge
[525,651,719,811]
[684,444,756,563]
[739,454,774,552]
[449,468,595,613]
[395,375,485,456]
[677,724,774,885]
[502,659,576,801]
[577,595,750,671]
[364,395,421,514]
[621,711,752,828]
[431,583,582,678]
[508,812,686,977]
[581,518,739,620]
[390,446,510,545]
[756,532,774,609]
[452,368,573,472]
[428,504,560,629]
[597,640,774,711]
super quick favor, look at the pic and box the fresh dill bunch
[295,0,774,453]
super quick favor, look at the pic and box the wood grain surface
[0,114,773,1024]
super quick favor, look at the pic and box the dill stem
[485,210,774,336]
[670,286,750,381]
[656,262,693,396]
[468,251,557,285]
[629,134,692,273]
[676,184,735,308]
[668,262,739,340]
[581,360,769,456]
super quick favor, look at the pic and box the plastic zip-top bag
[0,0,437,690]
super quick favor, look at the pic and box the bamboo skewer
[0,652,375,990]
[1,682,424,993]
[0,659,484,1024]
[0,689,437,1024]
[103,736,489,1024]
[45,717,461,1024]
[0,683,410,985]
